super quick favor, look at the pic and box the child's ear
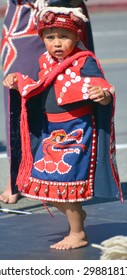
[76,35,80,43]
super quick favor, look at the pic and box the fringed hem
[21,191,93,203]
[19,177,93,202]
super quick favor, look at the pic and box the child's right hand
[3,73,18,90]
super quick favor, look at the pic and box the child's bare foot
[50,231,88,250]
[0,185,20,204]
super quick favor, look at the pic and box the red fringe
[16,98,33,189]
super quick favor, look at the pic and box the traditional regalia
[9,5,123,203]
[0,0,94,190]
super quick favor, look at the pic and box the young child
[3,5,123,250]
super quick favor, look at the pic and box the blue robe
[12,49,123,202]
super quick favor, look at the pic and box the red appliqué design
[34,128,87,174]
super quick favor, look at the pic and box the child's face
[42,27,79,59]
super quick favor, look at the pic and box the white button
[71,79,76,83]
[75,76,81,82]
[60,92,64,98]
[65,68,71,75]
[65,81,71,87]
[70,72,76,78]
[72,60,78,66]
[58,74,64,81]
[82,86,88,93]
[62,86,67,93]
[83,93,89,99]
[57,97,62,104]
[84,77,90,83]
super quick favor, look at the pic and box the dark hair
[48,0,72,8]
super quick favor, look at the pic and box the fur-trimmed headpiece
[37,6,88,38]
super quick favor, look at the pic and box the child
[3,5,123,250]
[0,0,94,204]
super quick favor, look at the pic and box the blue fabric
[32,114,92,182]
[81,57,104,78]
[94,103,120,199]
[12,0,34,4]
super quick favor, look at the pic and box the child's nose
[54,38,61,46]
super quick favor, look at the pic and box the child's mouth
[54,50,63,55]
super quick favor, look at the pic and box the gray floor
[0,191,127,260]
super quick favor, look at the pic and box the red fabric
[16,98,33,187]
[46,104,94,122]
[37,13,83,38]
[16,48,105,99]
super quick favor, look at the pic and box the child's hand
[3,73,18,90]
[88,85,112,105]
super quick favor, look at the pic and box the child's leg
[50,202,88,250]
[50,201,87,234]
[0,181,21,204]
[51,201,86,220]
[50,202,66,215]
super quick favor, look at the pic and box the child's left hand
[3,73,18,90]
[88,85,112,105]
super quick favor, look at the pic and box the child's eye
[62,35,68,38]
[46,35,54,40]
